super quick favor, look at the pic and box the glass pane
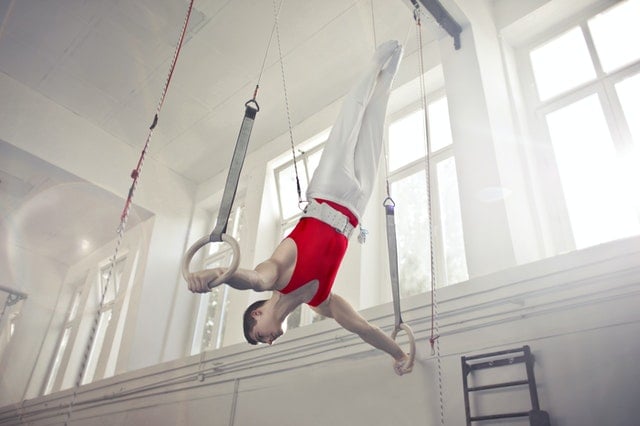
[199,256,231,350]
[388,110,426,171]
[206,236,224,256]
[44,327,71,394]
[546,95,640,248]
[436,157,468,284]
[616,72,640,144]
[286,305,302,330]
[588,0,640,73]
[390,171,430,296]
[67,290,81,322]
[530,27,596,101]
[99,258,124,304]
[82,309,112,384]
[207,205,244,256]
[281,221,297,239]
[306,149,323,181]
[201,287,223,350]
[99,268,115,304]
[277,161,308,219]
[428,97,453,152]
[615,72,640,211]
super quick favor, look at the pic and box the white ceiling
[0,0,457,183]
[0,0,461,269]
[0,140,152,267]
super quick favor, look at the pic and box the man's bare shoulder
[269,238,298,290]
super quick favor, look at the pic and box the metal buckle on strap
[303,200,354,238]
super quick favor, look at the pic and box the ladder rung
[467,355,527,371]
[464,346,527,361]
[468,379,529,392]
[471,411,529,421]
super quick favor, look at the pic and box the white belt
[303,200,355,238]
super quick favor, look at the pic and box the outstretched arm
[313,293,412,376]
[187,259,279,293]
[187,238,297,294]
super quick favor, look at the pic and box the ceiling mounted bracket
[411,0,462,50]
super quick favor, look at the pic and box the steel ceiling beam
[411,0,462,49]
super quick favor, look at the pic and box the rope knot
[429,334,440,355]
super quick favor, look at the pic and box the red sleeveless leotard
[279,199,358,307]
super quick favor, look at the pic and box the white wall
[0,239,67,403]
[1,0,638,423]
[2,236,638,425]
[0,71,200,400]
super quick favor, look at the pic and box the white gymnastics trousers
[307,40,404,223]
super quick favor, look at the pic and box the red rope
[119,0,195,224]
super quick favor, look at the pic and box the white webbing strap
[211,100,258,241]
[303,200,355,238]
[383,197,416,371]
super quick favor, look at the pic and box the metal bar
[0,285,28,299]
[462,357,472,426]
[468,355,527,371]
[468,379,529,392]
[411,0,462,49]
[471,412,529,422]
[524,345,542,410]
[464,347,526,361]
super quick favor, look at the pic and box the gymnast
[187,40,412,376]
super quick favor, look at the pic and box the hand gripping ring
[181,233,240,289]
[391,322,416,371]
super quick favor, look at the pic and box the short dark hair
[243,299,267,345]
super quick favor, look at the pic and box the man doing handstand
[187,40,411,376]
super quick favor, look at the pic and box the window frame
[273,143,327,330]
[385,91,468,290]
[517,1,640,252]
[43,283,84,395]
[81,254,129,385]
[191,203,245,353]
[274,143,324,231]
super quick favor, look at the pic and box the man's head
[243,299,284,345]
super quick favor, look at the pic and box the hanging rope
[413,4,439,356]
[271,0,306,210]
[64,2,195,424]
[182,0,290,286]
[252,0,286,102]
[370,1,416,374]
[414,4,444,424]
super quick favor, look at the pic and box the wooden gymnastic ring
[181,233,240,288]
[391,322,416,371]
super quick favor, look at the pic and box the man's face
[250,310,284,345]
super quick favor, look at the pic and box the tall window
[193,204,245,352]
[44,286,82,394]
[275,145,324,235]
[387,96,468,296]
[0,291,25,364]
[274,145,325,330]
[82,256,126,384]
[525,0,640,249]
